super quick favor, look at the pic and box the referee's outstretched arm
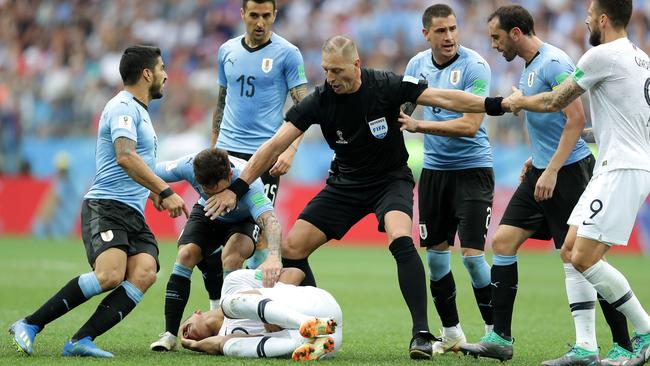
[416,87,510,116]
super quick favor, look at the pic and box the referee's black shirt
[286,68,428,187]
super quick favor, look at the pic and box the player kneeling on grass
[150,147,284,351]
[179,268,342,360]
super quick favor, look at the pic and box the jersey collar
[431,51,460,70]
[241,36,273,53]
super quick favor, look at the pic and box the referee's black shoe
[409,331,436,360]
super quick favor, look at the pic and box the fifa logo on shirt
[450,70,461,85]
[368,117,388,139]
[262,58,273,73]
[528,72,535,87]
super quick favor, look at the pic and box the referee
[203,35,494,359]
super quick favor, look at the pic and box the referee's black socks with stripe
[598,293,633,351]
[389,236,430,336]
[282,257,316,287]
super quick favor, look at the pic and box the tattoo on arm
[114,136,136,157]
[402,102,416,116]
[289,84,308,105]
[581,127,595,143]
[212,86,227,136]
[256,212,282,257]
[544,80,585,112]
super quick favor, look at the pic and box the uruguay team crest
[528,72,535,87]
[368,117,388,139]
[262,58,273,73]
[450,70,461,85]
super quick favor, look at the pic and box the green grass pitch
[0,236,648,365]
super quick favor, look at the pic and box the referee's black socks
[389,236,430,335]
[282,257,316,286]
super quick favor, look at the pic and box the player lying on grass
[150,147,282,351]
[179,268,342,360]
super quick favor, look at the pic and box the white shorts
[568,169,650,245]
[259,284,343,353]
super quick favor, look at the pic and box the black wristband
[159,187,174,200]
[229,178,250,200]
[484,96,505,116]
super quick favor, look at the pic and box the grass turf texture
[1,236,648,365]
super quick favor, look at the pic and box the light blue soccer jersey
[405,46,492,170]
[216,33,307,154]
[154,153,273,223]
[519,43,591,169]
[85,91,157,216]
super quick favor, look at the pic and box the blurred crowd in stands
[1,0,649,175]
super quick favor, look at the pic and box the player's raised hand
[504,86,524,115]
[398,111,419,132]
[519,157,533,184]
[534,168,558,202]
[162,193,189,218]
[258,254,283,288]
[203,189,237,220]
[269,148,295,177]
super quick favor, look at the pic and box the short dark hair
[119,45,161,86]
[594,0,632,29]
[488,5,535,36]
[193,148,231,187]
[242,0,276,11]
[422,4,456,29]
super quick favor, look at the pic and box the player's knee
[176,245,201,267]
[570,252,593,273]
[559,245,572,263]
[95,270,124,290]
[222,253,245,271]
[491,234,517,256]
[128,266,157,291]
[282,237,310,259]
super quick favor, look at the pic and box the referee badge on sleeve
[368,117,388,139]
[419,224,428,240]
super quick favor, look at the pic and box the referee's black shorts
[418,167,494,249]
[299,169,415,241]
[500,154,595,248]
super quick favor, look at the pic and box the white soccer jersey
[573,37,650,176]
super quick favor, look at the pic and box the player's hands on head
[504,86,524,115]
[519,157,533,184]
[398,111,418,132]
[258,254,283,288]
[534,168,558,202]
[269,148,295,177]
[204,189,237,220]
[162,193,189,218]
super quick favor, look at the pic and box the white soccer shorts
[568,169,650,245]
[258,284,343,353]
